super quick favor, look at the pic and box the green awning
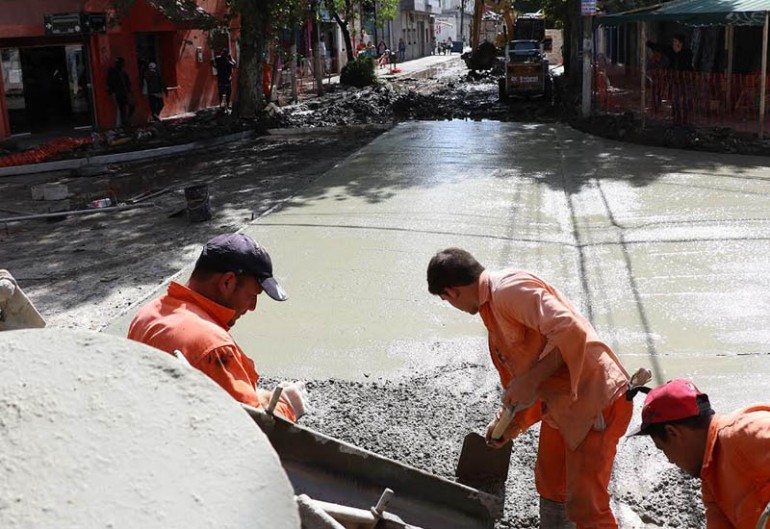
[596,0,770,26]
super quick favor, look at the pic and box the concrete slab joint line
[0,130,255,178]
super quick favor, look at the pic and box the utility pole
[460,0,466,42]
[581,0,595,119]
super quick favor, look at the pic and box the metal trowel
[455,404,523,495]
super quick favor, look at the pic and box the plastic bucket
[184,184,211,222]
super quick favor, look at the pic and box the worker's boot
[539,497,575,529]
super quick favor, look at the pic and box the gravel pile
[270,361,706,529]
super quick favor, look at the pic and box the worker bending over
[629,378,770,528]
[427,248,632,528]
[128,233,305,422]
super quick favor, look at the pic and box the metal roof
[596,0,770,26]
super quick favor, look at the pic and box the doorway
[417,21,425,57]
[1,45,93,135]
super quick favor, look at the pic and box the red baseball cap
[628,378,709,436]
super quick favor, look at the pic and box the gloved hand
[279,381,309,419]
[485,406,523,448]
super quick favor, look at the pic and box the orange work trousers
[535,396,633,529]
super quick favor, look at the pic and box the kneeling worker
[128,233,304,422]
[629,378,770,528]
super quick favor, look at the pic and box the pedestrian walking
[106,57,133,127]
[398,38,406,63]
[629,378,770,529]
[427,248,633,528]
[212,48,236,110]
[142,62,168,122]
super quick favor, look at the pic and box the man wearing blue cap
[128,233,305,421]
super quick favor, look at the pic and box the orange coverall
[700,405,770,528]
[128,281,295,421]
[478,269,631,528]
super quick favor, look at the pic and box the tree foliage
[323,0,398,63]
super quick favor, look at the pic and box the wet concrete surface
[102,120,770,527]
[219,121,770,402]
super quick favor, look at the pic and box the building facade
[0,0,234,140]
[435,0,472,46]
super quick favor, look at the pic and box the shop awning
[596,0,770,26]
[146,0,217,28]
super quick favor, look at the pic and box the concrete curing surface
[8,120,770,528]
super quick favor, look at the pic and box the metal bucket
[184,184,211,223]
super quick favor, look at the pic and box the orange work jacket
[701,405,770,528]
[478,269,629,450]
[127,281,294,419]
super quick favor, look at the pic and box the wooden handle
[266,386,284,415]
[492,405,517,441]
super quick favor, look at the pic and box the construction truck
[497,12,551,99]
[498,39,551,99]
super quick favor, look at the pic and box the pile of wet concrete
[281,363,706,529]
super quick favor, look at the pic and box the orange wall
[0,0,235,134]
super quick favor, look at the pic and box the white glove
[279,381,309,419]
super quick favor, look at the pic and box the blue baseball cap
[196,233,287,301]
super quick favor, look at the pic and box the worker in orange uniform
[629,378,770,528]
[128,233,306,422]
[427,248,632,528]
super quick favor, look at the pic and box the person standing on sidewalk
[646,34,694,126]
[106,57,133,127]
[427,248,632,528]
[398,37,406,63]
[143,62,168,122]
[213,48,236,110]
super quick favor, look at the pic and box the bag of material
[0,270,46,331]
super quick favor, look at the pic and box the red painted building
[0,0,236,139]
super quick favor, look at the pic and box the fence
[272,56,340,101]
[595,65,770,134]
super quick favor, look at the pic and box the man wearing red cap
[427,248,632,528]
[128,233,305,422]
[630,378,770,528]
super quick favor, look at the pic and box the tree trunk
[334,13,355,63]
[233,2,264,117]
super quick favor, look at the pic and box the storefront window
[2,45,93,135]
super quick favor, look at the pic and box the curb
[0,130,256,178]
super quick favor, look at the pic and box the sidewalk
[306,52,464,93]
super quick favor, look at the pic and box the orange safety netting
[595,66,770,133]
[0,136,94,168]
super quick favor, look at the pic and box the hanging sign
[44,12,107,36]
[581,0,596,16]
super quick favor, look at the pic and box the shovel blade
[456,432,512,496]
